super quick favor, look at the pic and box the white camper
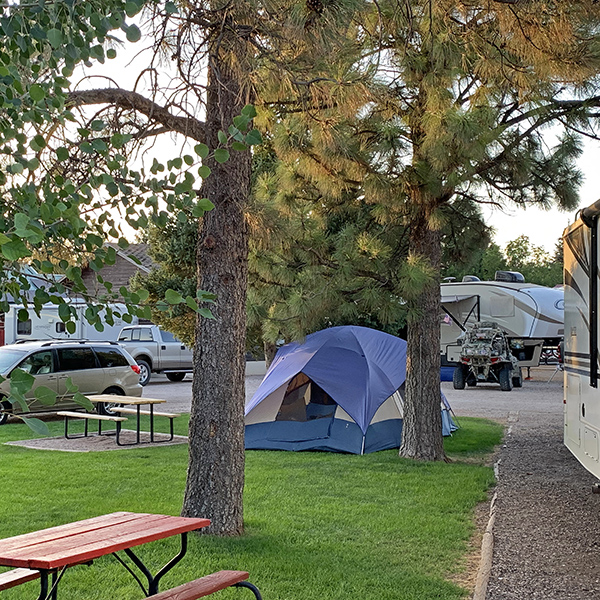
[563,200,600,480]
[441,273,564,368]
[2,302,136,345]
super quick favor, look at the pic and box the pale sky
[80,45,600,254]
[483,140,600,253]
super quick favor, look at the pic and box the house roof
[106,243,156,272]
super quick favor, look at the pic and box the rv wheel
[453,365,466,390]
[512,367,523,388]
[499,365,513,391]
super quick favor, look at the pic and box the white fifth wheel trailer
[563,200,600,481]
[441,274,564,368]
[1,302,137,345]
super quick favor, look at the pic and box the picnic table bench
[112,407,179,441]
[0,567,40,591]
[57,411,127,444]
[146,570,261,600]
[0,512,261,599]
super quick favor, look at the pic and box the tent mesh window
[275,373,336,422]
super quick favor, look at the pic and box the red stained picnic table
[0,511,210,600]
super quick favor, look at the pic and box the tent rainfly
[245,326,456,454]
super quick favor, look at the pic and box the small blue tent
[245,326,456,454]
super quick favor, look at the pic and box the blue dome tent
[245,326,456,454]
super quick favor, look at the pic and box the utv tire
[453,365,466,390]
[166,372,186,382]
[466,375,477,387]
[512,367,523,388]
[499,365,513,391]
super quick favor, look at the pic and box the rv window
[56,348,97,371]
[56,322,66,334]
[17,320,32,336]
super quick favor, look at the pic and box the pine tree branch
[68,88,206,143]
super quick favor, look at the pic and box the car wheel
[0,400,10,425]
[166,372,186,382]
[97,387,125,416]
[453,365,466,390]
[137,359,151,386]
[499,365,513,391]
[513,367,523,388]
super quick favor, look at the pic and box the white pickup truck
[117,324,193,385]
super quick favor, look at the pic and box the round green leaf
[198,165,211,179]
[165,289,184,304]
[194,143,209,158]
[47,28,63,49]
[214,149,230,163]
[34,386,57,407]
[29,84,45,102]
[125,24,141,42]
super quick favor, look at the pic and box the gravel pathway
[444,366,600,600]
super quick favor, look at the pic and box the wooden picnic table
[89,395,168,444]
[0,511,210,599]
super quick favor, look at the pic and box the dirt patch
[5,430,188,452]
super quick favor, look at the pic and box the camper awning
[440,294,477,305]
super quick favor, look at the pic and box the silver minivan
[0,340,142,424]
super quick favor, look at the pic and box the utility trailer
[563,200,600,480]
[441,273,564,369]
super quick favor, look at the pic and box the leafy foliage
[0,1,263,426]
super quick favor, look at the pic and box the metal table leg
[114,532,189,596]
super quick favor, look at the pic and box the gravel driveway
[444,366,600,600]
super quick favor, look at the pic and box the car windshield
[0,349,28,373]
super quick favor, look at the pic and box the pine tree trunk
[264,341,277,369]
[181,51,251,535]
[399,212,445,461]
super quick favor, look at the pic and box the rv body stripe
[565,222,590,277]
[565,351,592,359]
[565,358,590,370]
[564,269,587,305]
[564,365,593,377]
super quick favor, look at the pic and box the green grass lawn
[0,415,503,599]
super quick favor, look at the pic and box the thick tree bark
[399,211,445,461]
[181,55,251,534]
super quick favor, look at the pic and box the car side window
[18,351,54,375]
[118,329,132,341]
[56,348,97,371]
[139,329,154,341]
[94,348,129,368]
